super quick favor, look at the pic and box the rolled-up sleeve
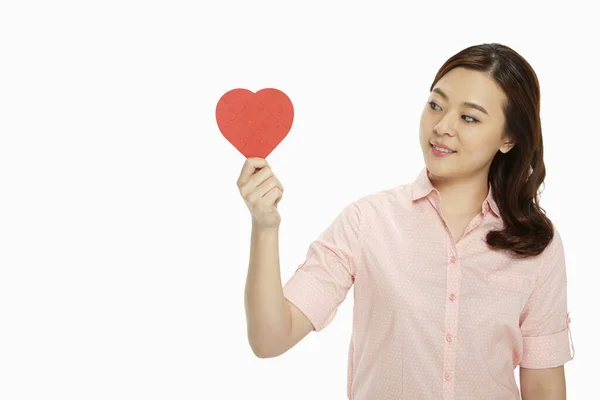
[518,228,575,369]
[282,201,362,332]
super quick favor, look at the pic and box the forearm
[244,225,290,356]
[520,366,566,400]
[521,387,566,400]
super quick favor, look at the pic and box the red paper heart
[216,88,294,158]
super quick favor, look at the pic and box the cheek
[462,136,500,161]
[419,113,432,136]
[420,109,432,124]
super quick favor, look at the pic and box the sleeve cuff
[520,325,575,369]
[282,268,338,332]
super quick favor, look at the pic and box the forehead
[433,67,506,113]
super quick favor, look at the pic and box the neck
[428,169,490,216]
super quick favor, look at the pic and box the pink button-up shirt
[283,167,575,399]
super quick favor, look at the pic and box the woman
[239,43,575,399]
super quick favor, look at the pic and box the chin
[423,160,457,179]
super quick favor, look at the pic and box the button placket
[444,241,459,391]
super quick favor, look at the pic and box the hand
[237,157,284,230]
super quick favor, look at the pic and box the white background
[1,0,597,399]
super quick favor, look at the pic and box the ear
[499,135,515,154]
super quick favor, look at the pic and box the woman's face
[419,67,514,180]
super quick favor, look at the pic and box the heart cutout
[216,88,294,158]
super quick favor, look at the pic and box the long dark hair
[430,43,553,258]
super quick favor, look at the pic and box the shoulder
[359,182,412,207]
[348,183,415,222]
[539,223,566,264]
[528,222,567,282]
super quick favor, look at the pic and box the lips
[430,141,456,152]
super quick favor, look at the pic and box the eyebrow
[432,87,489,116]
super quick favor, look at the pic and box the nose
[433,112,458,137]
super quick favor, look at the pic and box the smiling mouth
[430,143,457,153]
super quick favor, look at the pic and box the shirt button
[450,255,457,263]
[446,333,453,342]
[449,293,456,301]
[445,372,451,381]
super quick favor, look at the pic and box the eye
[428,101,441,111]
[463,115,479,123]
[428,101,480,123]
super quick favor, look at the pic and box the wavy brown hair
[430,43,553,258]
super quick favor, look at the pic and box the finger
[255,175,280,198]
[238,158,268,184]
[246,174,277,203]
[273,178,283,194]
[240,167,274,198]
[263,187,283,207]
[273,189,283,206]
[238,157,268,186]
[247,165,275,189]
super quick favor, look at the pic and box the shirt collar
[410,167,501,218]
